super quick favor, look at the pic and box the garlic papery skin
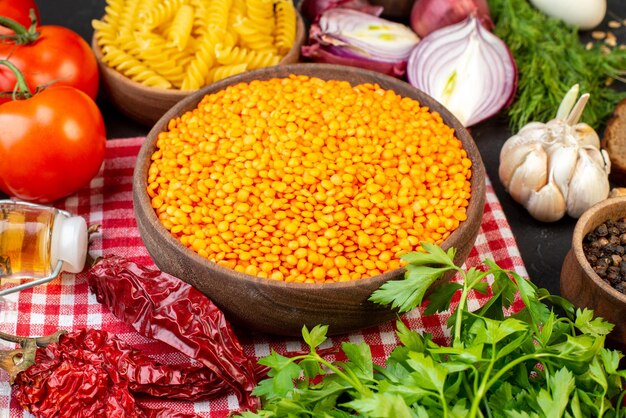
[498,85,610,222]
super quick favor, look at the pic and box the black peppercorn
[584,217,626,294]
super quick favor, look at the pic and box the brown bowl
[92,13,306,126]
[561,196,626,349]
[132,63,486,336]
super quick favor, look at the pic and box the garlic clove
[547,143,578,200]
[526,178,567,222]
[566,148,610,218]
[506,145,549,204]
[499,138,536,187]
[556,84,580,120]
[573,122,600,148]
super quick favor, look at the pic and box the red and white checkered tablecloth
[0,137,528,418]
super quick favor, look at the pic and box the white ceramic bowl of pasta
[91,0,306,126]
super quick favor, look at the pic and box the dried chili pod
[87,255,259,410]
[9,329,201,418]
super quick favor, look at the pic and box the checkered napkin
[0,137,528,418]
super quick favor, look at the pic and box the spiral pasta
[208,63,248,83]
[207,0,233,34]
[142,0,186,30]
[101,44,172,88]
[93,0,298,90]
[214,44,279,69]
[181,34,217,90]
[274,0,296,55]
[166,4,194,50]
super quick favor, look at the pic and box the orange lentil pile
[147,75,472,283]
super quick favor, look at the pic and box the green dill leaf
[341,342,374,380]
[574,309,614,336]
[369,263,452,312]
[423,282,463,315]
[302,324,328,351]
[488,0,626,131]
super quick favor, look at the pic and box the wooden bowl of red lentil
[561,196,626,349]
[133,63,486,336]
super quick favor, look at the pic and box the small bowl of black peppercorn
[561,196,626,349]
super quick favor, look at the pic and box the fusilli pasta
[93,0,298,90]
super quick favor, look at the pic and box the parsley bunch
[239,243,626,417]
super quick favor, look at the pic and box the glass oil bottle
[0,200,88,296]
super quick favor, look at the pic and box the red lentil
[147,75,472,283]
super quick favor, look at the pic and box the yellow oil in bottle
[0,204,54,278]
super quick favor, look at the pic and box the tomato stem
[0,9,39,45]
[0,59,33,100]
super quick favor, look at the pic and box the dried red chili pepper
[8,328,201,418]
[87,255,260,410]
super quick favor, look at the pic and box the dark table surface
[33,0,626,296]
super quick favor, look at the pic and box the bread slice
[603,98,626,186]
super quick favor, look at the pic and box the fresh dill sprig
[488,0,626,131]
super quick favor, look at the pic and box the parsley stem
[469,342,498,417]
[312,353,371,397]
[453,268,468,346]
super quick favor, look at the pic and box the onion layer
[303,8,420,77]
[406,15,517,127]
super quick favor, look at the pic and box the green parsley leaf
[302,325,328,351]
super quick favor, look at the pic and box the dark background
[30,0,626,295]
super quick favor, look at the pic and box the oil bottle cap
[50,213,88,273]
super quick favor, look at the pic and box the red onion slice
[406,15,517,127]
[318,8,420,63]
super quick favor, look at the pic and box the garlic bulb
[498,84,610,222]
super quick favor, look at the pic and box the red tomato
[0,25,99,102]
[0,0,40,35]
[0,86,106,203]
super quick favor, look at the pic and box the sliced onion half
[318,8,420,63]
[407,15,517,127]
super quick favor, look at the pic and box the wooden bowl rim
[571,196,626,304]
[133,62,486,290]
[91,12,306,97]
